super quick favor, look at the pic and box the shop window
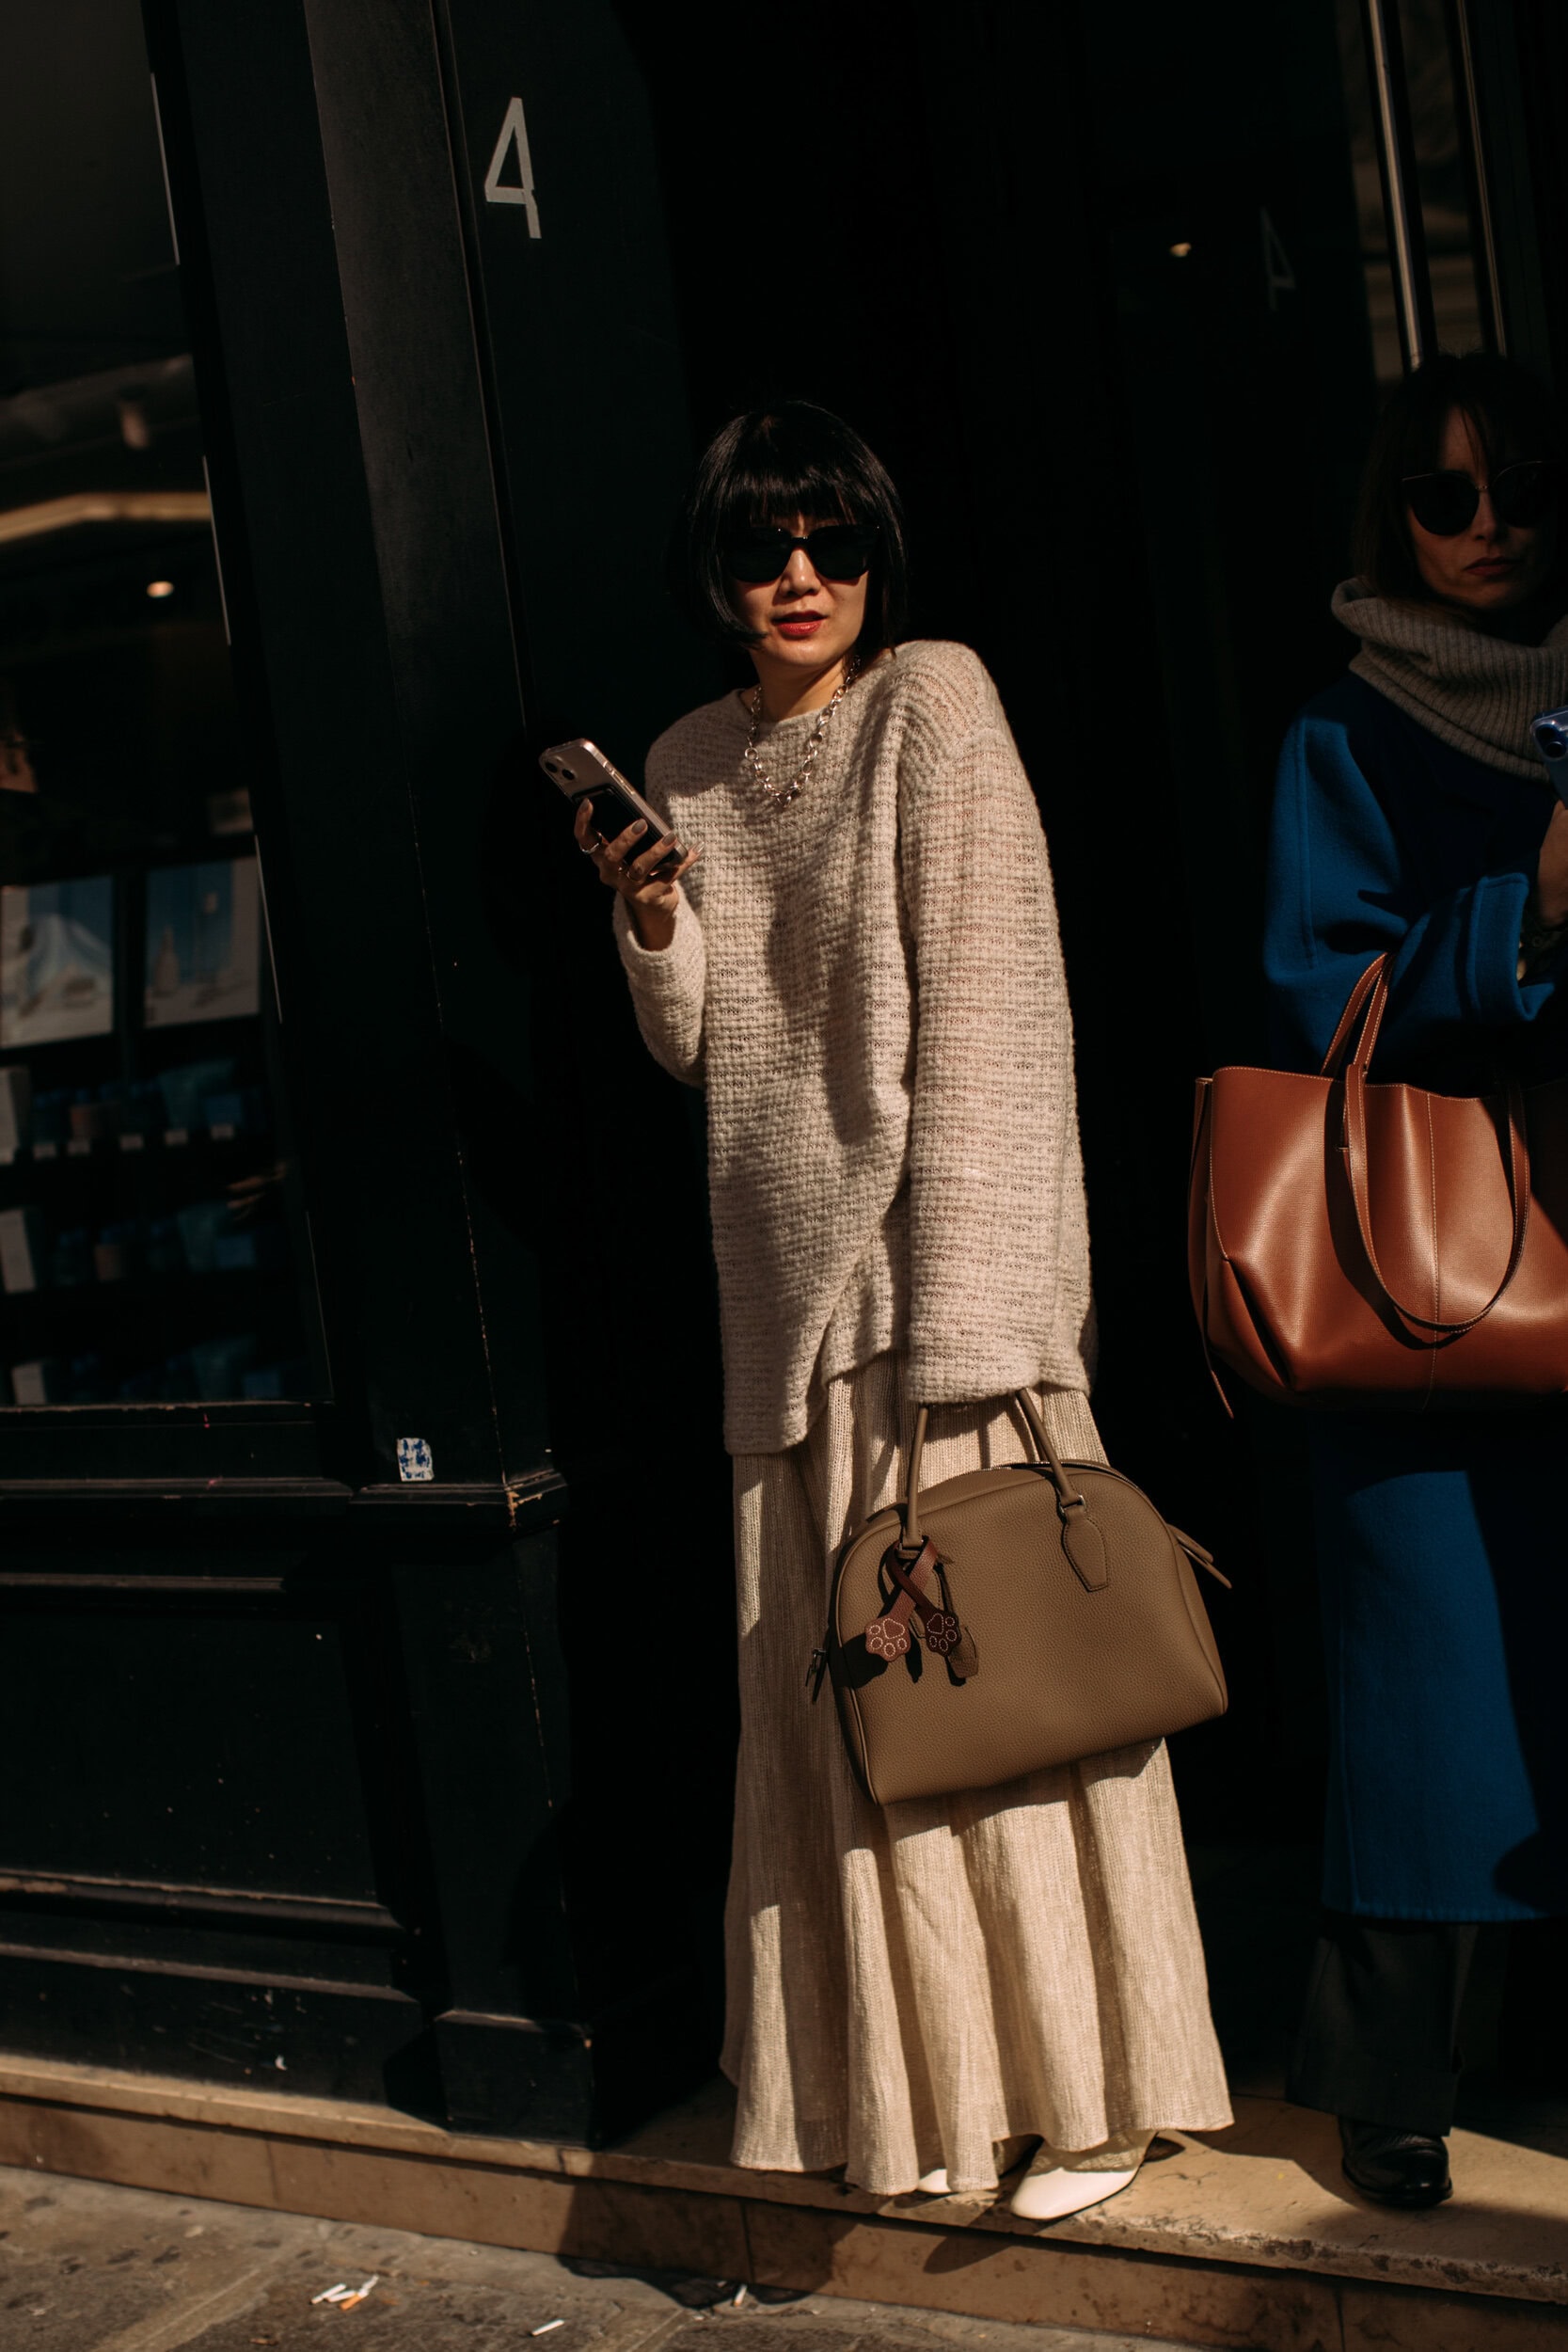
[0,8,323,1408]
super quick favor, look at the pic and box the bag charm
[863,1537,972,1667]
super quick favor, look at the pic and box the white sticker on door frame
[484,95,542,237]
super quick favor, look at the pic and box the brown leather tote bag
[1190,952,1568,1407]
[823,1390,1228,1807]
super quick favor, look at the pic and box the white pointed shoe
[1008,2130,1153,2223]
[914,2168,949,2194]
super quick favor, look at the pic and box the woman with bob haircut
[1265,351,1568,2210]
[572,400,1229,2217]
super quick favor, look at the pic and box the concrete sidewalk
[0,2163,1205,2352]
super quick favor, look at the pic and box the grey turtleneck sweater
[613,641,1098,1456]
[1333,577,1568,776]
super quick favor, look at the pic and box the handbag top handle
[902,1391,1109,1591]
[1320,952,1531,1341]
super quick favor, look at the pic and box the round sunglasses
[724,523,878,583]
[1402,459,1559,537]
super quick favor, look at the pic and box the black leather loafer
[1339,2115,1452,2208]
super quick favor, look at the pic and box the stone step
[0,2054,1563,2351]
[0,2160,1215,2352]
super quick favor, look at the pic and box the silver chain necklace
[741,658,858,809]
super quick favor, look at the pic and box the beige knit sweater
[614,640,1096,1454]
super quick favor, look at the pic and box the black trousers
[1287,1912,1478,2137]
[1289,1909,1568,2133]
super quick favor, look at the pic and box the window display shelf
[0,1126,267,1168]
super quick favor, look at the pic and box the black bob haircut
[1354,350,1567,599]
[675,400,910,659]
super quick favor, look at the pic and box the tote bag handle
[1323,954,1531,1341]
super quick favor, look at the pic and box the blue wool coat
[1264,672,1568,1921]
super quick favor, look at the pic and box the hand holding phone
[542,738,698,947]
[1528,707,1568,934]
[541,739,684,867]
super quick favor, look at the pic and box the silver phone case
[540,739,683,869]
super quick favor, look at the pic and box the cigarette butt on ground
[310,2285,348,2306]
[531,2322,566,2336]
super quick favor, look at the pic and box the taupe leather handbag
[1190,953,1568,1408]
[823,1390,1228,1807]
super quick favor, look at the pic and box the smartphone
[539,739,682,869]
[1531,706,1568,805]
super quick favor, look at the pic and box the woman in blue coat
[1264,352,1568,2209]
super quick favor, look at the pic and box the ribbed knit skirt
[721,1352,1232,2195]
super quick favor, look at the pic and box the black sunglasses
[1402,459,1560,537]
[724,523,878,583]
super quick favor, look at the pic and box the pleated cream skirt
[722,1353,1233,2196]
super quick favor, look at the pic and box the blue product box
[30,1090,69,1148]
[50,1227,93,1288]
[156,1058,236,1133]
[118,1081,161,1140]
[143,1217,183,1276]
[213,1223,285,1274]
[200,1089,247,1136]
[177,1198,231,1274]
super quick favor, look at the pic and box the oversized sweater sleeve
[899,718,1093,1406]
[1265,706,1563,1071]
[612,890,706,1086]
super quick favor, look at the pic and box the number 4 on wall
[484,95,542,237]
